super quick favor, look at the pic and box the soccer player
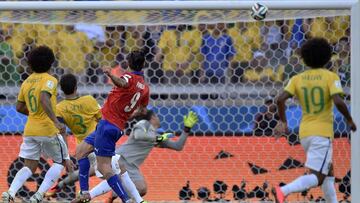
[77,50,150,203]
[46,73,101,197]
[2,46,71,203]
[272,38,357,203]
[72,110,199,203]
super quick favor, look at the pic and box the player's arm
[16,85,28,116]
[276,91,292,124]
[333,94,357,131]
[159,111,198,151]
[40,91,65,134]
[102,66,129,88]
[16,101,29,116]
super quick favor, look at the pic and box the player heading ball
[273,38,357,203]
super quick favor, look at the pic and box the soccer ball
[251,2,268,21]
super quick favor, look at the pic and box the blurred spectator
[228,22,261,83]
[243,52,275,84]
[56,25,94,73]
[261,21,283,50]
[75,23,105,43]
[200,23,235,84]
[288,19,307,48]
[0,30,18,86]
[283,55,304,81]
[254,98,279,135]
[309,16,349,44]
[35,24,60,53]
[156,25,202,84]
[122,25,155,62]
[7,23,36,62]
[332,37,350,86]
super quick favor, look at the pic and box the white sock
[281,174,318,196]
[8,167,33,197]
[89,180,112,199]
[37,163,64,194]
[58,170,79,188]
[121,172,143,203]
[321,177,337,203]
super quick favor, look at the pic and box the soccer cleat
[272,186,285,203]
[29,192,43,203]
[45,184,60,198]
[2,192,14,203]
[140,201,148,203]
[71,192,91,203]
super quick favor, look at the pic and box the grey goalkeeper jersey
[116,120,188,167]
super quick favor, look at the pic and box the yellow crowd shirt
[56,95,101,144]
[158,29,202,73]
[284,69,344,139]
[17,72,59,136]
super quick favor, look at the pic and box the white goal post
[0,0,358,201]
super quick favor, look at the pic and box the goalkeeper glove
[183,111,199,132]
[156,133,175,142]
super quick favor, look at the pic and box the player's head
[300,37,332,69]
[60,74,78,95]
[27,45,55,73]
[135,109,160,128]
[126,50,145,72]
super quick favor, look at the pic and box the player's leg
[273,136,331,203]
[94,120,130,203]
[46,153,97,197]
[77,132,96,194]
[2,137,40,202]
[118,159,146,203]
[30,135,68,202]
[321,146,337,203]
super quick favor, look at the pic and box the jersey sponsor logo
[46,80,55,89]
[136,82,145,90]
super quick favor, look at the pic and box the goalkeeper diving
[72,110,199,202]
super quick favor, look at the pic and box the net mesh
[0,8,352,202]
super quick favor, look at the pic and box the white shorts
[95,154,121,178]
[19,135,68,164]
[301,136,333,175]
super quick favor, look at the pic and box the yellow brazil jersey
[56,95,101,144]
[284,69,344,139]
[17,73,58,136]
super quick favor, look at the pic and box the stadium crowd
[0,13,350,87]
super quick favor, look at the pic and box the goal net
[0,4,354,202]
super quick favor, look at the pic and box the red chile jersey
[101,71,149,130]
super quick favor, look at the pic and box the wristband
[184,127,191,133]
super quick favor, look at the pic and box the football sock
[58,170,79,188]
[107,175,130,203]
[38,163,64,194]
[321,176,337,203]
[121,172,144,203]
[89,180,112,199]
[78,157,90,192]
[281,174,318,196]
[8,166,33,198]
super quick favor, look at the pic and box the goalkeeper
[74,110,198,202]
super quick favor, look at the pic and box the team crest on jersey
[334,80,342,89]
[46,80,54,89]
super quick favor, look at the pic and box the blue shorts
[84,131,96,146]
[91,120,123,157]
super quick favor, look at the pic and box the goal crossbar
[0,0,355,11]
